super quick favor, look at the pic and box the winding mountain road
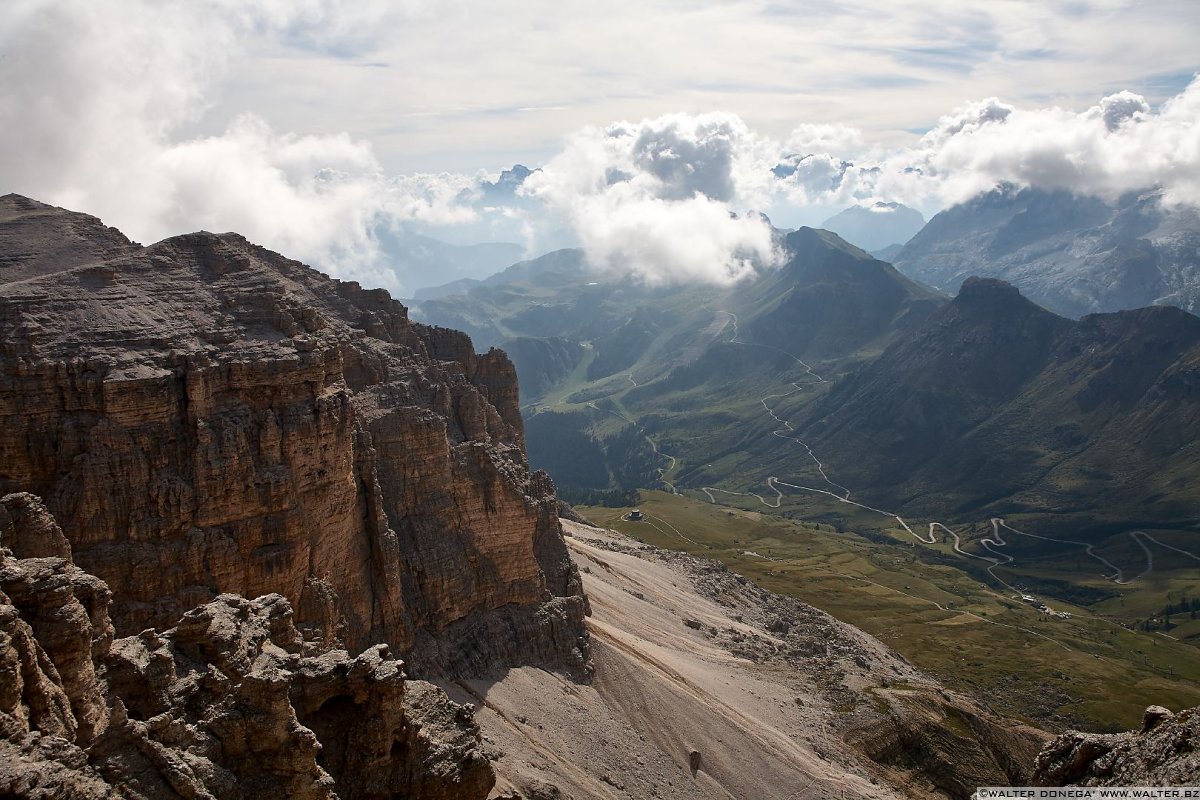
[575,306,1200,678]
[586,401,679,495]
[706,312,853,500]
[580,305,1200,617]
[693,312,1200,593]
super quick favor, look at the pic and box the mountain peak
[957,275,1021,299]
[819,202,925,252]
[950,276,1061,323]
[0,192,49,212]
[0,194,137,282]
[785,225,868,258]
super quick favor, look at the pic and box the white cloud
[524,113,781,285]
[2,0,1197,294]
[524,80,1200,275]
[923,97,1014,146]
[1094,91,1151,132]
[0,0,460,293]
[784,124,865,156]
[880,78,1200,207]
[387,172,481,225]
[766,77,1200,211]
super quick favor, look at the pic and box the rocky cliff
[0,492,493,799]
[0,194,588,678]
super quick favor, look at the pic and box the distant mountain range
[415,221,1200,543]
[795,276,1200,525]
[891,185,1200,318]
[820,201,925,253]
[376,228,524,294]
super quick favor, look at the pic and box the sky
[2,0,1199,292]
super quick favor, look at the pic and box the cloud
[0,0,459,293]
[627,115,742,202]
[525,81,1200,272]
[768,77,1200,211]
[784,124,864,155]
[388,172,481,225]
[524,113,781,285]
[923,97,1014,145]
[3,0,1197,294]
[1094,90,1151,132]
[890,78,1200,207]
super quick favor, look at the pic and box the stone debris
[0,527,494,799]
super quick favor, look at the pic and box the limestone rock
[0,532,494,799]
[1033,705,1199,786]
[0,493,72,559]
[0,547,112,745]
[95,593,493,800]
[0,194,137,284]
[0,195,588,679]
[1141,704,1173,732]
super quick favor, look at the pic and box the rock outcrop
[0,195,588,679]
[1033,705,1200,787]
[0,495,494,799]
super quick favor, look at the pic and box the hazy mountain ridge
[741,227,943,358]
[377,227,525,294]
[892,186,1200,318]
[410,248,595,347]
[820,201,926,252]
[415,219,1200,543]
[413,226,951,504]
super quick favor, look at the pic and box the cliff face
[0,492,493,799]
[0,195,587,678]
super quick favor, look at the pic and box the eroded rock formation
[0,195,587,679]
[0,498,493,799]
[1033,704,1200,787]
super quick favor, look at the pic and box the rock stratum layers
[0,194,587,678]
[0,492,492,799]
[0,194,588,797]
